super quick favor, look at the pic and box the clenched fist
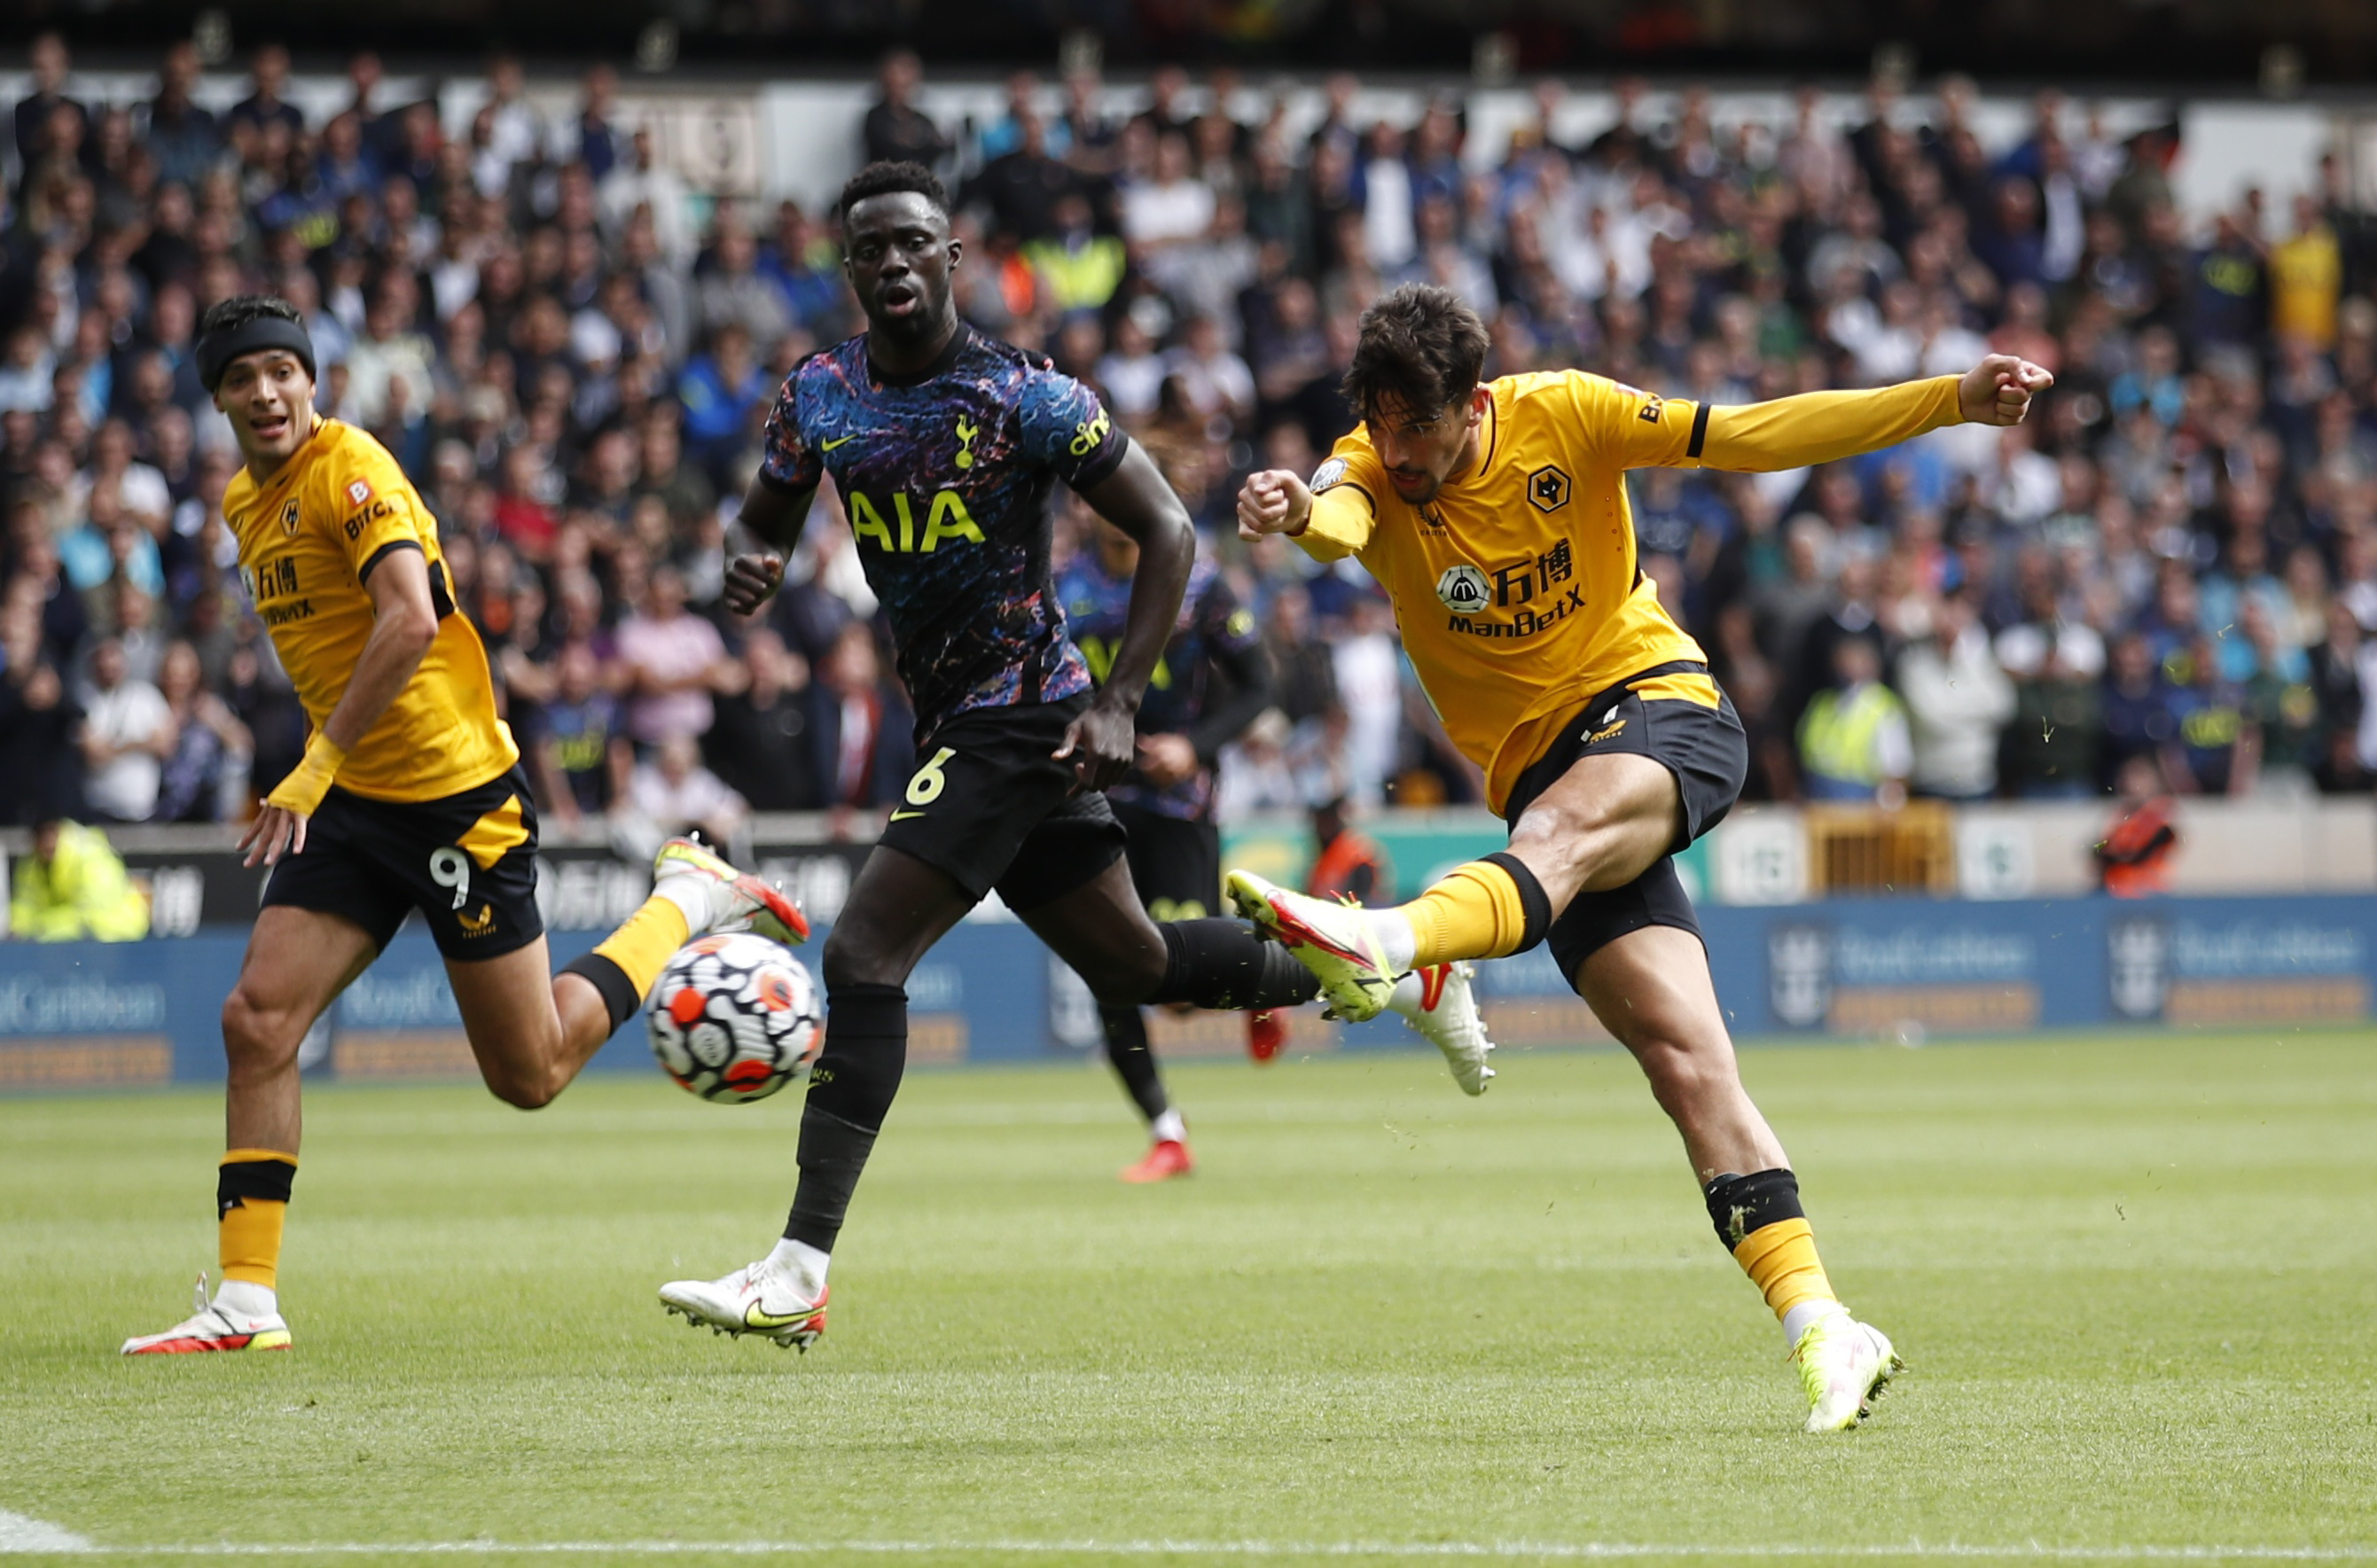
[722,553,786,617]
[1236,469,1314,542]
[1959,355,2055,427]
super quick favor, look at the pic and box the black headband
[196,315,317,394]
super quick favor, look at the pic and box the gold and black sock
[1399,852,1552,967]
[560,895,694,1028]
[1703,1167,1839,1325]
[217,1150,298,1291]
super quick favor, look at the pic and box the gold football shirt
[223,419,518,803]
[1300,371,1962,812]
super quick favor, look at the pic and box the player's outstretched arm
[1675,355,2054,474]
[239,545,440,869]
[720,475,818,618]
[1061,441,1195,791]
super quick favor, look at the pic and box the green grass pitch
[3,1032,2374,1566]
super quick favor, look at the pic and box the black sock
[784,981,907,1252]
[1099,1002,1170,1123]
[1701,1168,1804,1251]
[1147,918,1324,1011]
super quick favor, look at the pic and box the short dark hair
[1341,284,1490,424]
[837,160,948,222]
[198,293,303,339]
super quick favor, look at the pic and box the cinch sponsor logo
[0,976,168,1034]
[1446,583,1585,639]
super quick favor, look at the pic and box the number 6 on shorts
[906,746,956,807]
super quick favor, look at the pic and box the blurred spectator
[9,818,150,941]
[863,51,950,170]
[809,621,913,810]
[1304,795,1389,904]
[78,636,175,823]
[615,566,736,748]
[627,733,746,845]
[152,639,250,823]
[2094,756,2179,896]
[707,628,821,811]
[1796,637,1912,803]
[1895,592,2015,801]
[531,642,632,827]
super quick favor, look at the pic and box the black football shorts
[1111,798,1222,922]
[262,762,545,960]
[877,692,1128,912]
[1500,661,1748,983]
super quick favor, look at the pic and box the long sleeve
[1295,437,1386,562]
[1695,376,1964,473]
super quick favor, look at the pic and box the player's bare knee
[220,987,301,1078]
[819,926,891,990]
[489,1077,559,1112]
[1628,1029,1734,1115]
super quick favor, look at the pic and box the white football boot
[1791,1311,1903,1431]
[652,836,809,946]
[659,1258,829,1350]
[1384,962,1496,1096]
[121,1274,291,1356]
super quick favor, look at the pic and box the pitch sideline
[4,1517,2375,1563]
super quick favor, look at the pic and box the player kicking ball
[1230,284,2053,1431]
[121,298,806,1356]
[654,164,1491,1346]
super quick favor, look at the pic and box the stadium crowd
[5,37,2377,841]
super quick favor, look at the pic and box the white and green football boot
[1791,1312,1903,1432]
[653,836,809,946]
[659,1258,829,1351]
[1224,870,1403,1023]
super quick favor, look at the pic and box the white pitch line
[0,1511,91,1553]
[7,1538,2377,1561]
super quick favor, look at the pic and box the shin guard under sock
[784,981,907,1252]
[217,1150,297,1291]
[1149,918,1324,1011]
[1704,1167,1839,1325]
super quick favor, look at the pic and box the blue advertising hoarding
[0,894,2371,1090]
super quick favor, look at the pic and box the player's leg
[442,936,610,1109]
[1226,676,1716,1030]
[403,769,802,1108]
[1567,907,1899,1431]
[1091,803,1198,1179]
[1226,747,1672,1019]
[660,843,977,1346]
[122,905,382,1355]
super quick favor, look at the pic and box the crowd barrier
[2,887,2368,1091]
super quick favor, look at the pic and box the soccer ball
[646,932,822,1104]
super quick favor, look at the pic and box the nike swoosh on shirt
[887,809,926,822]
[821,434,859,451]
